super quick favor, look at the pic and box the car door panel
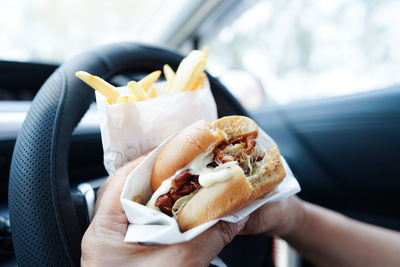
[252,86,400,230]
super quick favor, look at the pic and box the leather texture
[8,43,248,266]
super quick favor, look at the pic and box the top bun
[150,116,259,191]
[150,120,225,191]
[209,116,258,139]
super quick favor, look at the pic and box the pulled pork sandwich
[146,116,286,231]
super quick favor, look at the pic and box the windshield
[202,0,400,106]
[0,0,189,63]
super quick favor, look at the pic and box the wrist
[279,196,307,238]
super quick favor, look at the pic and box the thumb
[189,217,249,264]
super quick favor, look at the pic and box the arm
[241,196,400,267]
[81,154,248,267]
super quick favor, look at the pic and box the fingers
[239,197,301,236]
[186,217,249,264]
[240,201,287,235]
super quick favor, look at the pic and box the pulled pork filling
[209,136,265,176]
[155,170,201,216]
[155,136,264,216]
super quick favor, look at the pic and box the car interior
[1,0,399,266]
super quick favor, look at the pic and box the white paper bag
[120,128,301,244]
[96,80,217,175]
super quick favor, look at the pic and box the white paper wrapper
[120,128,301,244]
[96,80,217,175]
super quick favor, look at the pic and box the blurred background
[1,0,400,109]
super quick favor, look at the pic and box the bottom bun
[176,146,286,232]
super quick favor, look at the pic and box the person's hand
[239,196,305,238]
[81,153,248,267]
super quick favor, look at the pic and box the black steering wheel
[8,43,259,266]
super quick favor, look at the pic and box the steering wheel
[8,43,252,266]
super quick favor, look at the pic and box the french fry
[184,48,208,92]
[163,64,175,94]
[182,58,207,92]
[128,81,150,101]
[202,45,209,58]
[149,87,157,98]
[75,71,120,103]
[169,50,207,94]
[106,98,113,105]
[116,95,138,103]
[189,72,206,91]
[138,70,161,91]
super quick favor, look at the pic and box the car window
[201,0,400,107]
[0,0,188,63]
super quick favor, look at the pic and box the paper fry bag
[96,80,217,175]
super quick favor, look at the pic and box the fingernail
[236,216,249,232]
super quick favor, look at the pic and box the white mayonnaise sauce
[146,177,174,209]
[147,147,238,209]
[188,154,236,187]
